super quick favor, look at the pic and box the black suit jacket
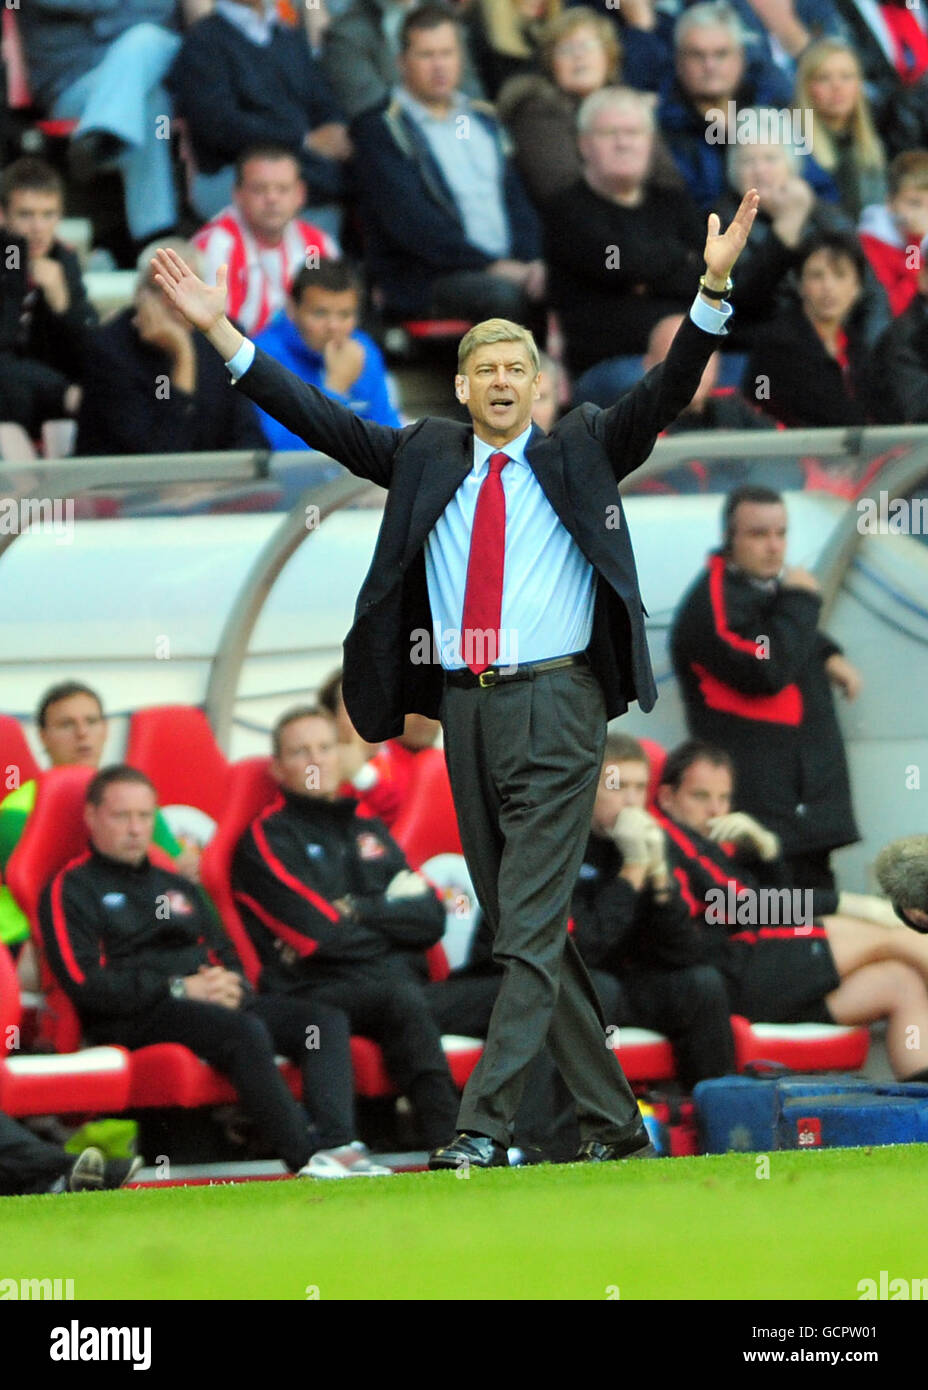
[232,315,718,742]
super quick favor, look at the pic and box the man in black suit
[150,186,758,1169]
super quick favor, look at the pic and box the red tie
[460,450,509,673]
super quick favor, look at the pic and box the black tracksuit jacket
[670,553,859,857]
[38,849,241,1027]
[231,791,445,992]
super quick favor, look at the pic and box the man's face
[235,159,305,241]
[580,104,653,188]
[273,715,341,799]
[4,189,62,260]
[40,693,106,767]
[456,339,540,444]
[676,24,744,103]
[289,285,358,354]
[85,782,156,866]
[591,757,650,835]
[890,186,928,239]
[400,23,462,106]
[658,760,732,835]
[728,500,788,579]
[799,248,861,325]
[736,144,792,201]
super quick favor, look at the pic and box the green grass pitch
[2,1146,928,1300]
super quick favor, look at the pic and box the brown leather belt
[443,651,589,690]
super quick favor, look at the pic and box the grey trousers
[439,660,642,1148]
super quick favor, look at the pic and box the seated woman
[465,0,562,99]
[746,228,874,427]
[715,128,890,355]
[541,84,704,406]
[795,38,888,223]
[497,7,623,208]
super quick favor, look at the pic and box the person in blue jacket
[253,259,401,448]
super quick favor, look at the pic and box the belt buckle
[477,668,498,688]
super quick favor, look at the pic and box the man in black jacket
[169,0,351,222]
[77,239,265,456]
[653,741,928,1081]
[349,3,545,322]
[0,158,97,438]
[39,765,389,1179]
[232,704,461,1150]
[571,734,735,1087]
[872,256,928,423]
[670,484,861,891]
[150,184,759,1170]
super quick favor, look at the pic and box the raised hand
[704,187,759,286]
[150,246,228,334]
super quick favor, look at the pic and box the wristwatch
[698,274,734,301]
[168,976,186,1000]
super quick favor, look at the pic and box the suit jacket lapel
[402,424,571,569]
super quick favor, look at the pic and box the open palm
[150,246,228,333]
[704,188,760,282]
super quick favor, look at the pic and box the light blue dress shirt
[226,293,731,669]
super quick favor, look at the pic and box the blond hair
[540,6,622,81]
[794,39,884,175]
[457,318,541,374]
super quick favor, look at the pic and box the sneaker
[102,1155,144,1189]
[299,1141,393,1178]
[68,1146,105,1192]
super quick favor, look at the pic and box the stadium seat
[198,755,278,986]
[4,765,174,1050]
[610,1027,677,1084]
[392,748,462,869]
[0,936,132,1117]
[200,757,410,1100]
[0,713,40,788]
[2,8,77,139]
[638,738,667,809]
[731,1015,870,1073]
[126,705,231,827]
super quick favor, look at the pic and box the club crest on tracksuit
[356,832,385,860]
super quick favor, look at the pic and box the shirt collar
[216,0,278,45]
[394,84,468,125]
[472,422,534,476]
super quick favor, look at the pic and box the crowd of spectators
[8,0,928,445]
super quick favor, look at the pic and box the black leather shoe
[575,1129,658,1162]
[428,1132,510,1170]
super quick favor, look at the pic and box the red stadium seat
[5,765,175,1053]
[0,713,40,789]
[402,320,473,339]
[637,738,667,810]
[198,756,278,986]
[126,705,231,825]
[731,1015,870,1072]
[392,748,462,869]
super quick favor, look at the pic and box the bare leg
[824,914,928,987]
[824,960,928,1078]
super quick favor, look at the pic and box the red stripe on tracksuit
[691,661,803,725]
[233,891,319,958]
[730,926,828,943]
[653,810,756,899]
[49,852,93,985]
[250,797,341,923]
[701,554,804,725]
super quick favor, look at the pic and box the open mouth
[490,398,514,412]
